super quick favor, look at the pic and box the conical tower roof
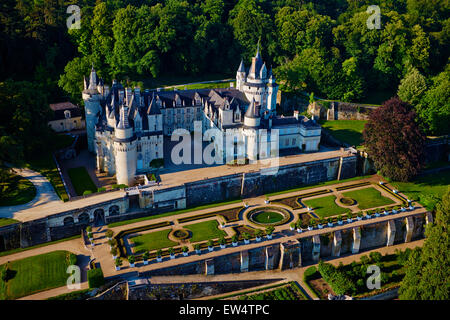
[237,59,245,73]
[245,98,259,119]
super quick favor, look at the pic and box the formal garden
[0,250,77,300]
[303,249,413,299]
[218,281,309,300]
[106,178,418,270]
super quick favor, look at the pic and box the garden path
[0,167,61,218]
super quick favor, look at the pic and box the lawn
[129,228,178,253]
[342,187,395,210]
[319,120,367,147]
[0,218,20,227]
[0,250,77,300]
[0,174,36,206]
[252,211,284,224]
[390,171,450,211]
[166,80,236,91]
[303,195,350,218]
[184,220,226,243]
[68,167,97,196]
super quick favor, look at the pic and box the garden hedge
[87,268,105,289]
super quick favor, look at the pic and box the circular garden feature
[247,206,291,226]
[169,228,191,241]
[338,197,356,206]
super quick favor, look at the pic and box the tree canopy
[362,97,426,182]
[399,189,450,300]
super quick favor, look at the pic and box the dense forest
[0,0,449,165]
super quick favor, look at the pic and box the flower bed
[246,206,291,226]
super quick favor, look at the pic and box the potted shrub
[86,226,92,234]
[346,212,353,223]
[357,212,363,221]
[392,206,399,214]
[110,247,118,260]
[290,222,296,231]
[264,195,270,204]
[219,236,226,248]
[194,243,201,254]
[88,232,94,241]
[143,251,149,265]
[393,189,398,194]
[317,218,324,229]
[307,206,312,211]
[374,209,380,217]
[108,238,117,250]
[207,240,214,251]
[244,202,249,208]
[156,249,163,262]
[337,215,343,225]
[255,229,263,242]
[401,205,407,212]
[232,235,239,246]
[115,257,122,271]
[365,211,372,219]
[243,232,250,244]
[295,221,302,233]
[308,219,316,231]
[265,226,274,239]
[182,246,189,256]
[327,217,334,227]
[128,255,135,268]
[220,221,226,229]
[168,247,175,259]
[409,202,415,210]
[105,229,114,240]
[383,207,389,215]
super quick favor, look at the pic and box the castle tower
[267,68,278,116]
[243,98,260,161]
[82,65,102,153]
[236,59,246,91]
[113,105,137,186]
[242,43,268,112]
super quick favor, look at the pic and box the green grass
[342,187,395,210]
[303,195,350,218]
[319,120,367,147]
[184,220,226,243]
[252,211,284,224]
[0,235,81,258]
[390,171,450,211]
[265,175,373,197]
[139,73,233,89]
[67,167,97,196]
[165,81,235,91]
[0,174,36,207]
[0,218,20,227]
[129,228,178,253]
[107,199,242,228]
[0,250,76,300]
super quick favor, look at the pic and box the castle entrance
[93,208,105,226]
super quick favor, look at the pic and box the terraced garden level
[303,195,351,218]
[342,187,395,210]
[129,229,178,253]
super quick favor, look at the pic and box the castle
[82,46,321,186]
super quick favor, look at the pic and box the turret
[236,59,246,91]
[82,65,102,153]
[244,98,260,127]
[114,105,137,186]
[267,67,278,116]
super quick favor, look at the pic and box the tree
[399,190,450,300]
[397,67,427,107]
[362,97,426,182]
[416,67,450,136]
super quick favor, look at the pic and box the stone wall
[138,214,427,276]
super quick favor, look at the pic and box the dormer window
[64,110,71,119]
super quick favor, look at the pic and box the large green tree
[399,189,450,300]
